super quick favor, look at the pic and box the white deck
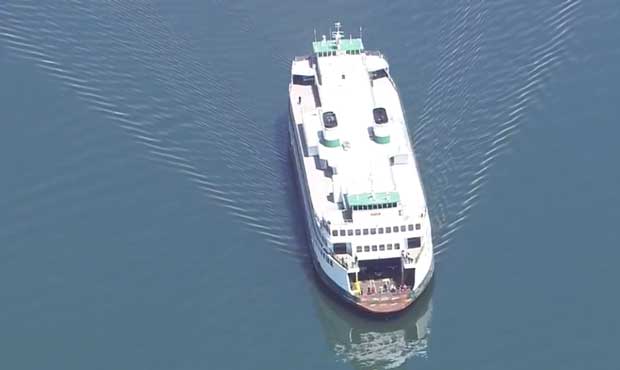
[290,53,427,232]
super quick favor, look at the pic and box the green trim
[374,135,391,144]
[320,131,340,148]
[321,139,340,148]
[322,138,341,148]
[346,192,400,207]
[312,38,364,54]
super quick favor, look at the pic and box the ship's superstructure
[289,23,434,313]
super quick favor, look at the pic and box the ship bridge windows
[292,74,315,86]
[350,202,397,211]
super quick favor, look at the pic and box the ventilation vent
[372,125,390,144]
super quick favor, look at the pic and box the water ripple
[413,0,581,259]
[0,0,582,263]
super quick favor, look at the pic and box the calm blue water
[1,1,619,369]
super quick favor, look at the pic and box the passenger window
[407,237,422,249]
[355,229,361,236]
[378,227,384,234]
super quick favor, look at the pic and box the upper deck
[289,24,429,259]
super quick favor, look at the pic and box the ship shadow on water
[277,111,434,370]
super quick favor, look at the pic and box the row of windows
[356,243,401,253]
[317,50,363,57]
[332,223,421,237]
[351,202,397,211]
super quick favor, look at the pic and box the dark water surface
[1,1,619,369]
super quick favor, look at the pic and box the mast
[332,21,343,50]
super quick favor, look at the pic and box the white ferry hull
[287,23,434,314]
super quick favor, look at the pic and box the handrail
[330,252,357,270]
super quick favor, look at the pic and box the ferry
[289,22,434,314]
